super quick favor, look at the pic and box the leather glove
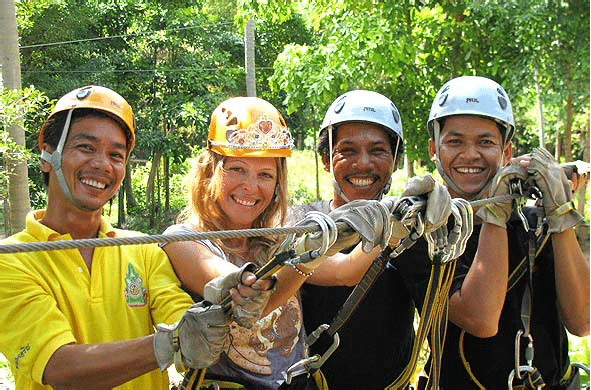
[476,161,528,228]
[426,198,473,262]
[389,175,451,238]
[203,263,274,329]
[328,199,392,253]
[295,200,392,261]
[153,301,229,372]
[528,147,583,232]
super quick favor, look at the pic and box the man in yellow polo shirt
[0,86,230,389]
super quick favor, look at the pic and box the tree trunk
[164,156,170,215]
[146,150,161,228]
[124,161,136,210]
[1,0,31,233]
[245,19,256,97]
[534,66,545,148]
[564,92,573,162]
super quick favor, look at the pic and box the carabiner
[514,329,534,379]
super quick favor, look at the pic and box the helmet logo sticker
[391,106,400,124]
[466,98,479,103]
[334,96,346,114]
[76,88,92,100]
[363,107,376,112]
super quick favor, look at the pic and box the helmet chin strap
[432,120,497,201]
[40,109,76,205]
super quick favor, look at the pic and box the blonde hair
[178,150,288,265]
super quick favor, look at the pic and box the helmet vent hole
[438,94,448,106]
[498,96,507,110]
[496,87,505,97]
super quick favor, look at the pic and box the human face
[46,116,128,212]
[429,115,512,198]
[217,156,278,230]
[324,122,394,208]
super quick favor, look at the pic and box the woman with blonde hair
[161,97,326,389]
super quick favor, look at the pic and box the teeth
[81,178,106,189]
[349,177,374,187]
[234,197,256,206]
[456,167,483,174]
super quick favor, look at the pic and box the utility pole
[245,19,256,97]
[0,0,31,233]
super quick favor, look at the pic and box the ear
[502,141,513,166]
[428,138,437,162]
[40,144,54,173]
[321,153,331,172]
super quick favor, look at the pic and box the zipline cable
[0,193,522,254]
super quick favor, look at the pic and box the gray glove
[390,175,451,238]
[328,199,393,253]
[528,147,583,232]
[153,302,229,372]
[204,263,274,329]
[476,162,528,228]
[295,200,392,258]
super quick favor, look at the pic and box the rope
[0,193,523,254]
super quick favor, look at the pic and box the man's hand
[153,302,229,372]
[203,263,275,329]
[476,162,528,228]
[528,147,583,232]
[387,175,452,241]
[295,199,392,260]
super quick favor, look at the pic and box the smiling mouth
[81,178,108,190]
[454,167,485,174]
[347,176,377,187]
[232,196,257,207]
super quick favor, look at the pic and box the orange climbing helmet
[208,96,294,158]
[38,85,135,152]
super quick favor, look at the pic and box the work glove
[295,199,392,261]
[386,175,452,241]
[153,301,229,372]
[527,147,583,233]
[204,263,275,329]
[427,198,473,262]
[476,161,528,228]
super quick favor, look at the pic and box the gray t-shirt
[162,223,306,389]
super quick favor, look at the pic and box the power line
[19,22,235,50]
[21,67,274,75]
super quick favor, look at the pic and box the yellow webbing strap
[385,258,456,390]
[313,370,329,390]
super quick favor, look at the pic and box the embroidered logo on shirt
[124,263,148,307]
[15,344,30,369]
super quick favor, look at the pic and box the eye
[77,143,94,152]
[111,151,125,161]
[260,172,275,179]
[370,147,390,155]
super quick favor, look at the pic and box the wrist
[290,263,314,277]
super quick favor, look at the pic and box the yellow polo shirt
[0,210,194,390]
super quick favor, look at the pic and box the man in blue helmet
[288,90,455,389]
[397,76,589,389]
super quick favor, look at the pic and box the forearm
[263,266,311,316]
[307,244,382,286]
[449,223,508,337]
[43,336,158,389]
[552,228,590,336]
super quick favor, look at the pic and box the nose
[353,150,372,169]
[241,171,259,193]
[89,149,112,171]
[460,142,480,160]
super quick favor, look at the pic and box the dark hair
[40,108,132,185]
[316,124,404,162]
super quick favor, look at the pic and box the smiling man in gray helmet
[288,90,453,389]
[396,75,589,390]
